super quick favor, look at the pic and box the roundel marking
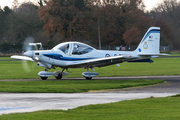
[105,54,111,57]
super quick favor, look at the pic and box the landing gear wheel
[55,74,62,80]
[41,77,48,80]
[85,77,92,80]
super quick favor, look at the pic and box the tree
[123,27,141,45]
[38,0,76,39]
[3,2,48,44]
[38,0,152,47]
[94,0,151,46]
[0,1,52,53]
[0,7,5,39]
[38,0,48,7]
[38,0,95,42]
[150,0,180,49]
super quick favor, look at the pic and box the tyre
[41,77,48,80]
[85,77,92,80]
[55,74,62,80]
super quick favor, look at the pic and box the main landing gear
[38,67,99,80]
[82,67,99,80]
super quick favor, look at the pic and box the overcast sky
[0,0,163,11]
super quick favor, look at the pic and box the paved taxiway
[0,75,180,115]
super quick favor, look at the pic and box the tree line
[0,0,180,53]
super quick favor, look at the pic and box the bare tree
[151,0,180,49]
[4,2,48,44]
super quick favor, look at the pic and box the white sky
[0,0,163,10]
[144,0,163,11]
[0,0,36,8]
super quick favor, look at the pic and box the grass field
[0,56,180,118]
[0,55,180,79]
[1,95,180,120]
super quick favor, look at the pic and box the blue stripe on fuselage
[141,29,160,43]
[43,53,95,61]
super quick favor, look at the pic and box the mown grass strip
[0,79,164,93]
[1,95,180,120]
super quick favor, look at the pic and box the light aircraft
[11,27,163,80]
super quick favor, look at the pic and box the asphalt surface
[0,75,180,115]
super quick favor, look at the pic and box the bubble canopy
[52,42,95,55]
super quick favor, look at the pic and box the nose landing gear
[38,68,69,80]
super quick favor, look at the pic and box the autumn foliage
[38,0,152,46]
[1,0,180,53]
[123,27,141,45]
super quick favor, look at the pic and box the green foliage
[1,96,180,119]
[171,94,180,97]
[43,40,55,50]
[0,43,12,53]
[0,42,22,53]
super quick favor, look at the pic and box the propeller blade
[22,60,36,73]
[11,55,34,61]
[23,37,35,51]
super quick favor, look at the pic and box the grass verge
[0,79,164,93]
[0,95,180,120]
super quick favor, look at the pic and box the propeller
[11,37,41,72]
[22,60,36,73]
[21,37,35,72]
[23,37,35,52]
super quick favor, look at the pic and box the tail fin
[136,27,160,55]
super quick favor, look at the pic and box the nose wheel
[38,68,69,80]
[85,77,92,80]
[40,69,49,80]
[41,77,48,80]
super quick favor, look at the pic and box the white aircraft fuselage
[11,27,161,80]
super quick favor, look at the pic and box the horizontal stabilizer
[139,53,170,57]
[128,59,153,63]
[138,53,161,56]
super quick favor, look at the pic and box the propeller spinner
[23,51,33,58]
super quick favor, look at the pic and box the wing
[11,55,34,61]
[66,55,136,68]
